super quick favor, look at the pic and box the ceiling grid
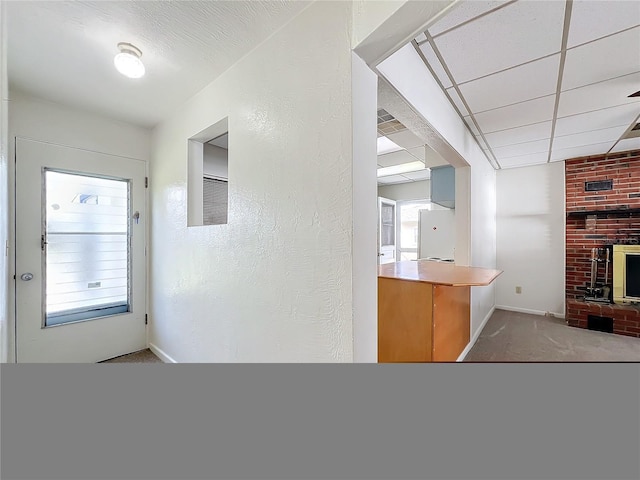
[411,0,640,169]
[546,0,574,163]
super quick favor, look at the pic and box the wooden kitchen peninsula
[378,261,502,362]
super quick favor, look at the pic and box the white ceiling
[208,133,229,150]
[6,1,310,128]
[376,109,448,185]
[414,0,640,169]
[8,0,638,171]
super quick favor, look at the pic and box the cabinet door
[378,278,433,362]
[432,285,470,361]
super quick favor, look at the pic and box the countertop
[378,260,502,287]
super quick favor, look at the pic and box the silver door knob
[20,273,34,281]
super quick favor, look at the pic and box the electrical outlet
[515,286,522,294]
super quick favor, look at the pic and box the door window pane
[381,203,395,246]
[44,171,130,326]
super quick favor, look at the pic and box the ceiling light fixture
[377,136,404,155]
[114,42,145,79]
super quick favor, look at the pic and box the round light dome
[114,43,145,79]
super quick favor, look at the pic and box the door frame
[10,136,150,363]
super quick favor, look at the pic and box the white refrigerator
[418,209,456,261]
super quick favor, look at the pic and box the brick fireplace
[565,150,640,338]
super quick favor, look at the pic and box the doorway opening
[187,117,229,227]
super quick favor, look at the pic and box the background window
[203,177,228,225]
[397,200,430,261]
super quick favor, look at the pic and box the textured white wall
[8,91,151,160]
[149,2,354,362]
[0,2,9,362]
[352,0,453,64]
[496,163,566,316]
[352,1,406,48]
[377,180,430,201]
[352,52,378,363]
[7,91,151,361]
[469,154,497,336]
[377,44,497,339]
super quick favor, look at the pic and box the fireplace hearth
[565,150,640,338]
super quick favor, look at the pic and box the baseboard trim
[457,306,495,362]
[148,342,178,363]
[496,305,565,319]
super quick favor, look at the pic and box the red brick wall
[565,149,640,337]
[566,151,640,213]
[567,299,640,337]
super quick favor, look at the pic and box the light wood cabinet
[378,261,502,362]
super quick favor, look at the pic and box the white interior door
[378,197,396,265]
[15,138,147,363]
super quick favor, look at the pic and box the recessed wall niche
[187,118,229,226]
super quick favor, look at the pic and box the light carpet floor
[464,309,640,362]
[100,348,163,363]
[100,311,640,363]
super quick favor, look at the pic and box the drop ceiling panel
[415,32,427,43]
[555,103,640,137]
[386,129,425,150]
[610,137,640,152]
[378,175,411,185]
[492,138,550,160]
[459,54,560,113]
[403,169,431,181]
[434,0,565,83]
[557,72,640,117]
[567,0,640,48]
[445,87,470,116]
[562,27,640,91]
[553,125,629,151]
[484,121,552,148]
[418,43,453,89]
[498,152,549,168]
[550,141,614,162]
[474,95,556,134]
[428,0,512,37]
[377,150,420,167]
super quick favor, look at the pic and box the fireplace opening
[587,315,613,333]
[626,255,640,298]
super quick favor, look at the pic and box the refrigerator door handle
[417,212,422,259]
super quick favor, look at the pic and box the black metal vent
[585,180,613,192]
[377,109,395,125]
[587,315,613,333]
